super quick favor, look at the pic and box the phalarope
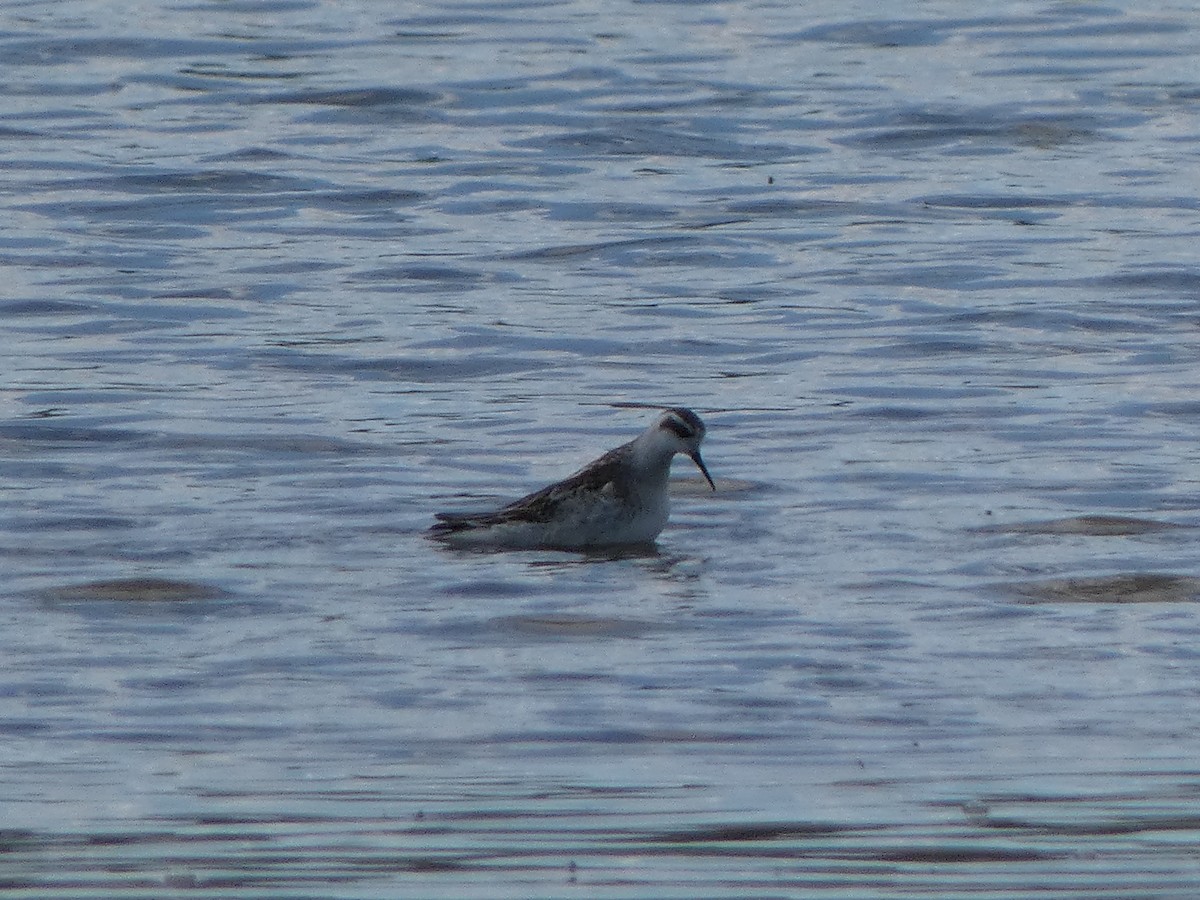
[430,407,715,550]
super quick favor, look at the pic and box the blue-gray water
[4,1,1200,896]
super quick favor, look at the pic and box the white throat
[629,428,683,482]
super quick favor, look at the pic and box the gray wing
[431,445,630,534]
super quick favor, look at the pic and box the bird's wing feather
[431,444,630,533]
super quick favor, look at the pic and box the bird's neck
[629,434,677,484]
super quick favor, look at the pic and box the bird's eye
[662,417,693,439]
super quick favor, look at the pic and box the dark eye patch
[662,416,694,439]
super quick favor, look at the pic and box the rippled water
[4,0,1200,896]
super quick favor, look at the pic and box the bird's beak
[688,450,716,491]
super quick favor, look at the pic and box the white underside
[440,491,670,550]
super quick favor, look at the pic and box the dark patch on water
[978,515,1186,536]
[39,578,232,603]
[645,821,867,843]
[1006,573,1200,604]
[492,614,659,640]
[261,87,442,107]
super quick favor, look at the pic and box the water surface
[4,0,1200,896]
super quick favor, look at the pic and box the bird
[430,407,715,550]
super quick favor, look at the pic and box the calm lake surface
[4,0,1200,896]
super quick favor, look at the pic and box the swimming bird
[430,407,715,549]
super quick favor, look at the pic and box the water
[3,0,1200,896]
